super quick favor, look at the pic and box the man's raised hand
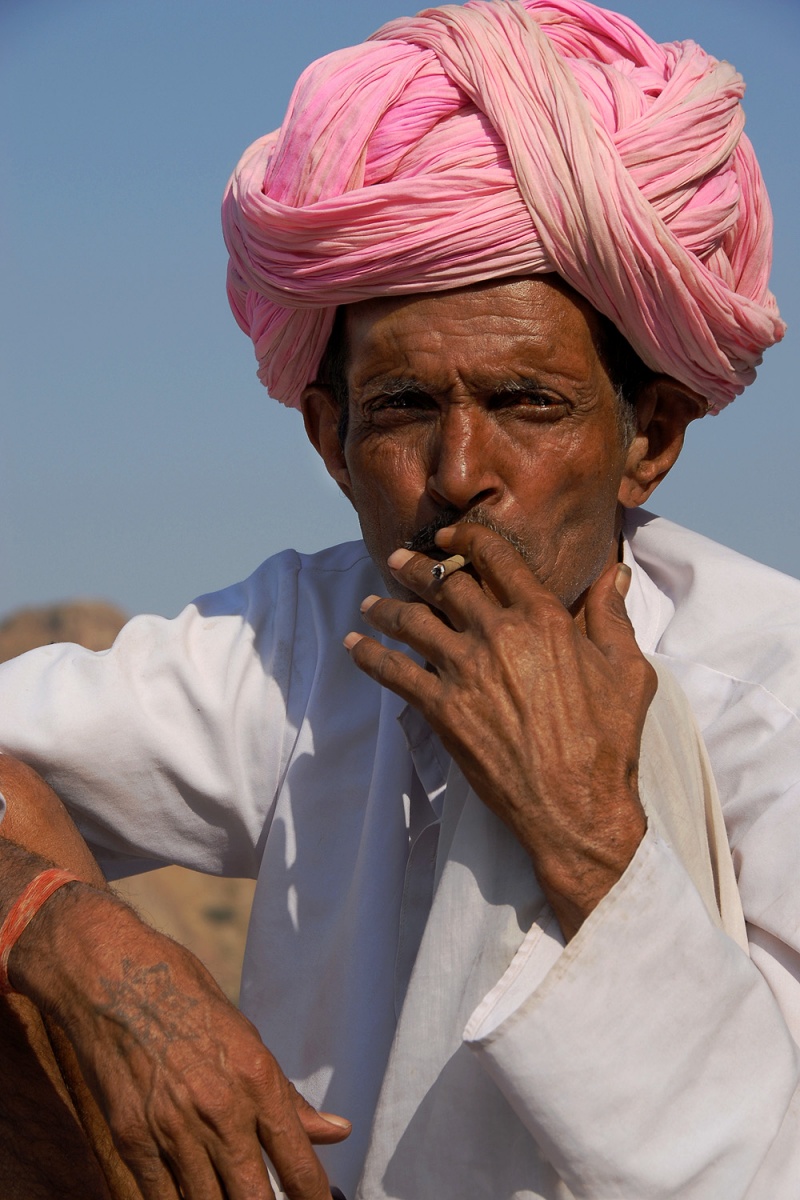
[345,523,655,940]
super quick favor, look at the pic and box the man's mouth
[404,508,530,567]
[403,508,462,557]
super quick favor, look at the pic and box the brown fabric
[45,1017,144,1199]
[0,993,142,1199]
[0,993,110,1198]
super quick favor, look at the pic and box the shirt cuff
[464,826,798,1197]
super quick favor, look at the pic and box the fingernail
[387,547,414,570]
[433,526,456,548]
[320,1112,351,1130]
[614,563,632,599]
[359,594,381,613]
[343,632,363,650]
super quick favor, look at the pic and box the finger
[245,1055,333,1200]
[358,594,459,664]
[583,563,636,655]
[384,543,521,633]
[256,1109,332,1200]
[168,1141,232,1200]
[291,1086,351,1146]
[244,1068,334,1200]
[143,1110,239,1200]
[384,548,482,626]
[118,1148,182,1200]
[344,632,442,711]
[206,1139,277,1200]
[584,565,657,699]
[432,524,550,609]
[306,1112,352,1145]
[156,1097,279,1200]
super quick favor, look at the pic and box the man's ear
[301,385,354,503]
[618,377,707,509]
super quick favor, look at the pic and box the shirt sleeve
[0,553,306,879]
[464,823,800,1198]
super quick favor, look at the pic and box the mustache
[404,508,529,563]
[404,508,461,554]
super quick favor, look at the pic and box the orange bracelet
[0,868,82,995]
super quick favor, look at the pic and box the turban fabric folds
[222,0,784,413]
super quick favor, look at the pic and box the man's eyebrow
[357,371,585,401]
[490,376,550,393]
[358,376,430,398]
[360,374,549,394]
[491,372,595,399]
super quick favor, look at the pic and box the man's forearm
[0,754,126,1008]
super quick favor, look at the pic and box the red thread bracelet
[0,868,82,995]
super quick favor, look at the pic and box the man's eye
[371,392,431,412]
[496,390,563,411]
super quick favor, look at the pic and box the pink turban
[222,0,784,414]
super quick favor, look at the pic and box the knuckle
[286,1080,315,1115]
[371,648,401,687]
[470,530,513,571]
[113,1124,161,1171]
[606,598,631,627]
[640,659,659,700]
[250,1055,304,1115]
[623,656,658,706]
[248,1054,280,1094]
[531,592,569,631]
[363,596,394,631]
[479,610,520,653]
[279,1155,326,1197]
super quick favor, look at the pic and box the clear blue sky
[2,0,798,619]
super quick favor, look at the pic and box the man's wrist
[0,869,83,994]
[530,798,648,940]
[6,877,129,1011]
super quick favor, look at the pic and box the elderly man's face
[316,277,647,609]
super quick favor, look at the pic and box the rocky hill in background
[0,599,128,663]
[0,598,254,1003]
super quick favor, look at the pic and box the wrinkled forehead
[339,275,622,388]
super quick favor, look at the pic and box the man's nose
[426,406,503,511]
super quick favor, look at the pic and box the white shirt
[0,508,798,1198]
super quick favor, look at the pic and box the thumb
[585,564,657,709]
[291,1087,351,1145]
[583,563,636,657]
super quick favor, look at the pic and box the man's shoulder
[626,508,800,611]
[195,540,378,613]
[184,541,383,668]
[627,509,800,713]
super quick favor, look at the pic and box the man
[1,1,798,1197]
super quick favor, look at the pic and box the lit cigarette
[431,554,468,581]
